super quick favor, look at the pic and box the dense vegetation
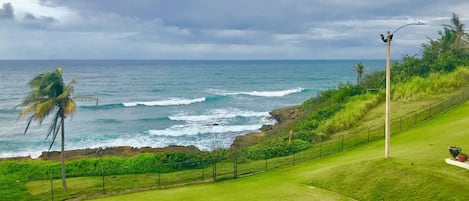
[90,101,469,201]
[278,12,469,144]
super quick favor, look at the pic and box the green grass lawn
[88,101,469,201]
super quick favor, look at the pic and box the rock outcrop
[38,145,202,161]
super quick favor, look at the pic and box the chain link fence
[1,87,468,201]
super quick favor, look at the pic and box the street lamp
[380,22,425,159]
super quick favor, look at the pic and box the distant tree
[423,13,469,72]
[443,12,468,55]
[352,62,365,85]
[17,67,95,191]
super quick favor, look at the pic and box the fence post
[400,116,402,133]
[367,127,370,143]
[265,158,268,172]
[443,99,446,112]
[429,103,432,117]
[341,135,344,152]
[233,152,237,179]
[155,161,161,188]
[383,123,385,137]
[201,160,205,181]
[414,111,417,125]
[462,89,466,102]
[212,160,216,181]
[50,171,54,201]
[157,170,161,188]
[320,139,323,158]
[293,153,296,165]
[451,95,454,107]
[101,163,105,194]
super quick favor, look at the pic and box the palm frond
[15,93,47,108]
[18,105,37,119]
[33,99,56,124]
[55,67,63,75]
[46,112,61,140]
[63,98,77,117]
[74,95,98,105]
[28,72,50,88]
[23,116,34,135]
[48,118,62,151]
[57,82,75,100]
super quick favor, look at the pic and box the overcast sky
[0,0,468,59]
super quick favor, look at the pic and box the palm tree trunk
[60,116,68,191]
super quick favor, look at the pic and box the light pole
[380,22,424,159]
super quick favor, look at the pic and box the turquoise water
[0,60,384,158]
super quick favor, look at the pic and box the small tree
[353,62,365,85]
[17,67,95,191]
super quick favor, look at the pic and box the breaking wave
[210,87,304,97]
[123,97,206,107]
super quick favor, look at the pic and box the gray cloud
[2,0,469,59]
[37,0,462,30]
[24,13,56,22]
[0,2,14,19]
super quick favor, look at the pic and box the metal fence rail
[1,87,468,201]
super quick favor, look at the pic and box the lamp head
[380,34,387,43]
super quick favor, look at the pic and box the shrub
[316,93,380,135]
[393,67,469,100]
[244,138,310,160]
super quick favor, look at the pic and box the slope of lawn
[89,101,469,201]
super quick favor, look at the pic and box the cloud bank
[0,0,468,59]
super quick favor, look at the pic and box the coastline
[0,60,385,161]
[0,104,302,161]
[231,104,302,149]
[0,145,202,161]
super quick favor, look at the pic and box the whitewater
[0,60,383,158]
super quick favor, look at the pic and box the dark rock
[38,145,202,161]
[270,105,301,123]
[260,124,273,131]
[0,156,32,161]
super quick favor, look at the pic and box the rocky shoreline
[0,145,202,161]
[1,105,301,162]
[231,105,301,149]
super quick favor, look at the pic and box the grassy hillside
[89,101,469,201]
[3,72,467,201]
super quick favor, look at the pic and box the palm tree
[352,62,365,85]
[444,13,465,45]
[17,67,94,191]
[429,13,469,57]
[446,13,469,57]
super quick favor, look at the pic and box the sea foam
[146,124,263,137]
[123,97,206,107]
[150,108,275,137]
[169,108,269,122]
[211,87,304,97]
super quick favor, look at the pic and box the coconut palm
[352,62,365,85]
[443,13,466,48]
[427,13,469,57]
[17,67,94,191]
[447,13,469,57]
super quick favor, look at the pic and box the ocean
[0,60,384,158]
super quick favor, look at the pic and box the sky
[0,0,468,60]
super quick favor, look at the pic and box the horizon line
[0,58,393,61]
